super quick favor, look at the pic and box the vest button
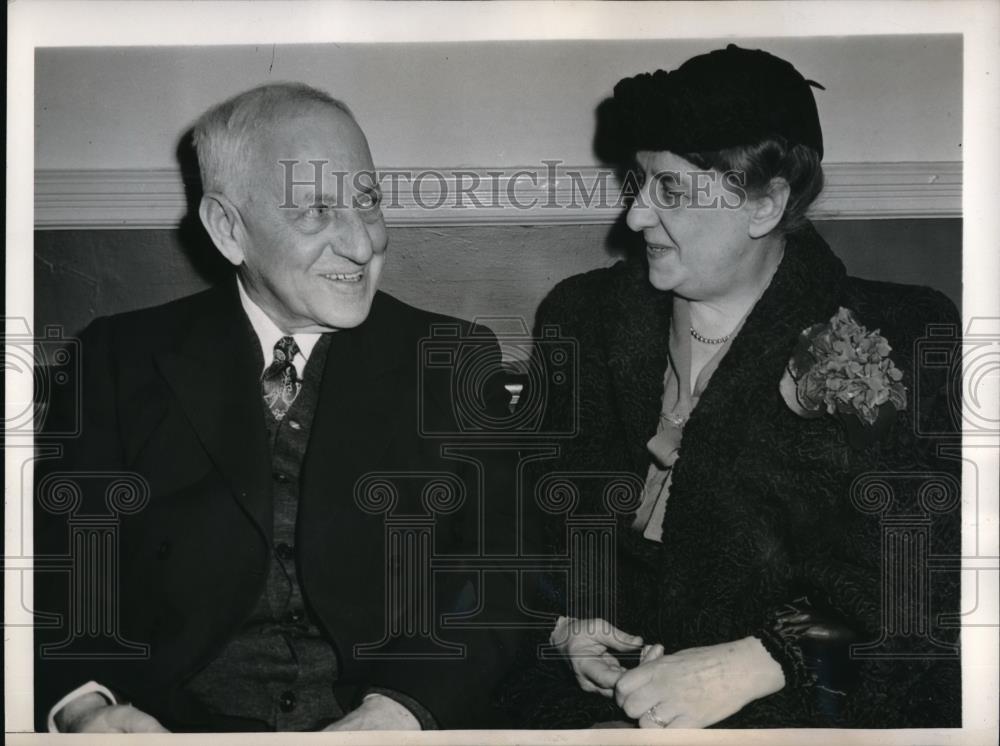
[273,472,290,483]
[288,419,302,431]
[286,608,304,624]
[275,542,295,561]
[279,690,296,712]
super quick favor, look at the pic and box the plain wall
[35,36,962,170]
[33,37,963,345]
[34,219,962,343]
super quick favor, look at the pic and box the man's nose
[329,211,377,263]
[625,183,657,233]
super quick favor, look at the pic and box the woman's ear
[199,192,247,267]
[748,178,791,238]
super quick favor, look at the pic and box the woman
[503,45,961,729]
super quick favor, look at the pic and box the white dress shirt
[236,277,322,372]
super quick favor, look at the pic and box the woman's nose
[625,186,658,232]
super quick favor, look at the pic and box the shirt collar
[236,276,322,369]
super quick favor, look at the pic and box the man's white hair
[192,82,354,203]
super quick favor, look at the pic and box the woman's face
[626,150,768,302]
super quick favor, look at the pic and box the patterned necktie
[261,336,301,421]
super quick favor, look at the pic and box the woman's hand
[550,616,644,698]
[614,636,785,728]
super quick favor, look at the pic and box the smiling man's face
[235,104,387,333]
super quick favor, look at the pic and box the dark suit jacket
[502,223,962,728]
[35,280,520,731]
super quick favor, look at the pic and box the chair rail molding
[35,161,961,230]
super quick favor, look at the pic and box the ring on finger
[645,704,670,728]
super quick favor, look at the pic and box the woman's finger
[600,652,625,671]
[566,618,641,651]
[592,621,643,651]
[580,657,625,689]
[577,674,616,698]
[620,687,660,720]
[641,643,665,663]
[613,663,655,706]
[665,714,698,729]
[637,705,677,729]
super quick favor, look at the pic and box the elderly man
[35,83,517,732]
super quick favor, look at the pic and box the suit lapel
[303,292,409,486]
[154,281,274,542]
[297,293,413,645]
[298,293,410,555]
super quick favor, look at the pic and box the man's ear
[199,192,247,267]
[748,178,791,239]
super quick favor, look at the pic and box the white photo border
[6,2,999,744]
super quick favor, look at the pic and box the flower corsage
[779,307,907,449]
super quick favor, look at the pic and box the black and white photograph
[5,1,999,743]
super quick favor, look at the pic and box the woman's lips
[646,243,676,256]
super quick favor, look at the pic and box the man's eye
[304,204,329,219]
[354,190,382,210]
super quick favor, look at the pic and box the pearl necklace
[689,326,731,345]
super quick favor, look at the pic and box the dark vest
[184,334,342,730]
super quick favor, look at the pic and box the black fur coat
[502,223,962,728]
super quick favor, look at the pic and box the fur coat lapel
[602,225,849,486]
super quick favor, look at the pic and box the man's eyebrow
[299,190,342,206]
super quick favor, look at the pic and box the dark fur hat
[608,44,825,159]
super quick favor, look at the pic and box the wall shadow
[175,128,234,287]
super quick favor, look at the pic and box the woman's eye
[656,179,687,204]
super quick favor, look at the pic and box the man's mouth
[319,272,364,283]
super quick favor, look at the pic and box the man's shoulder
[547,261,633,301]
[87,286,493,349]
[81,285,230,348]
[370,291,493,340]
